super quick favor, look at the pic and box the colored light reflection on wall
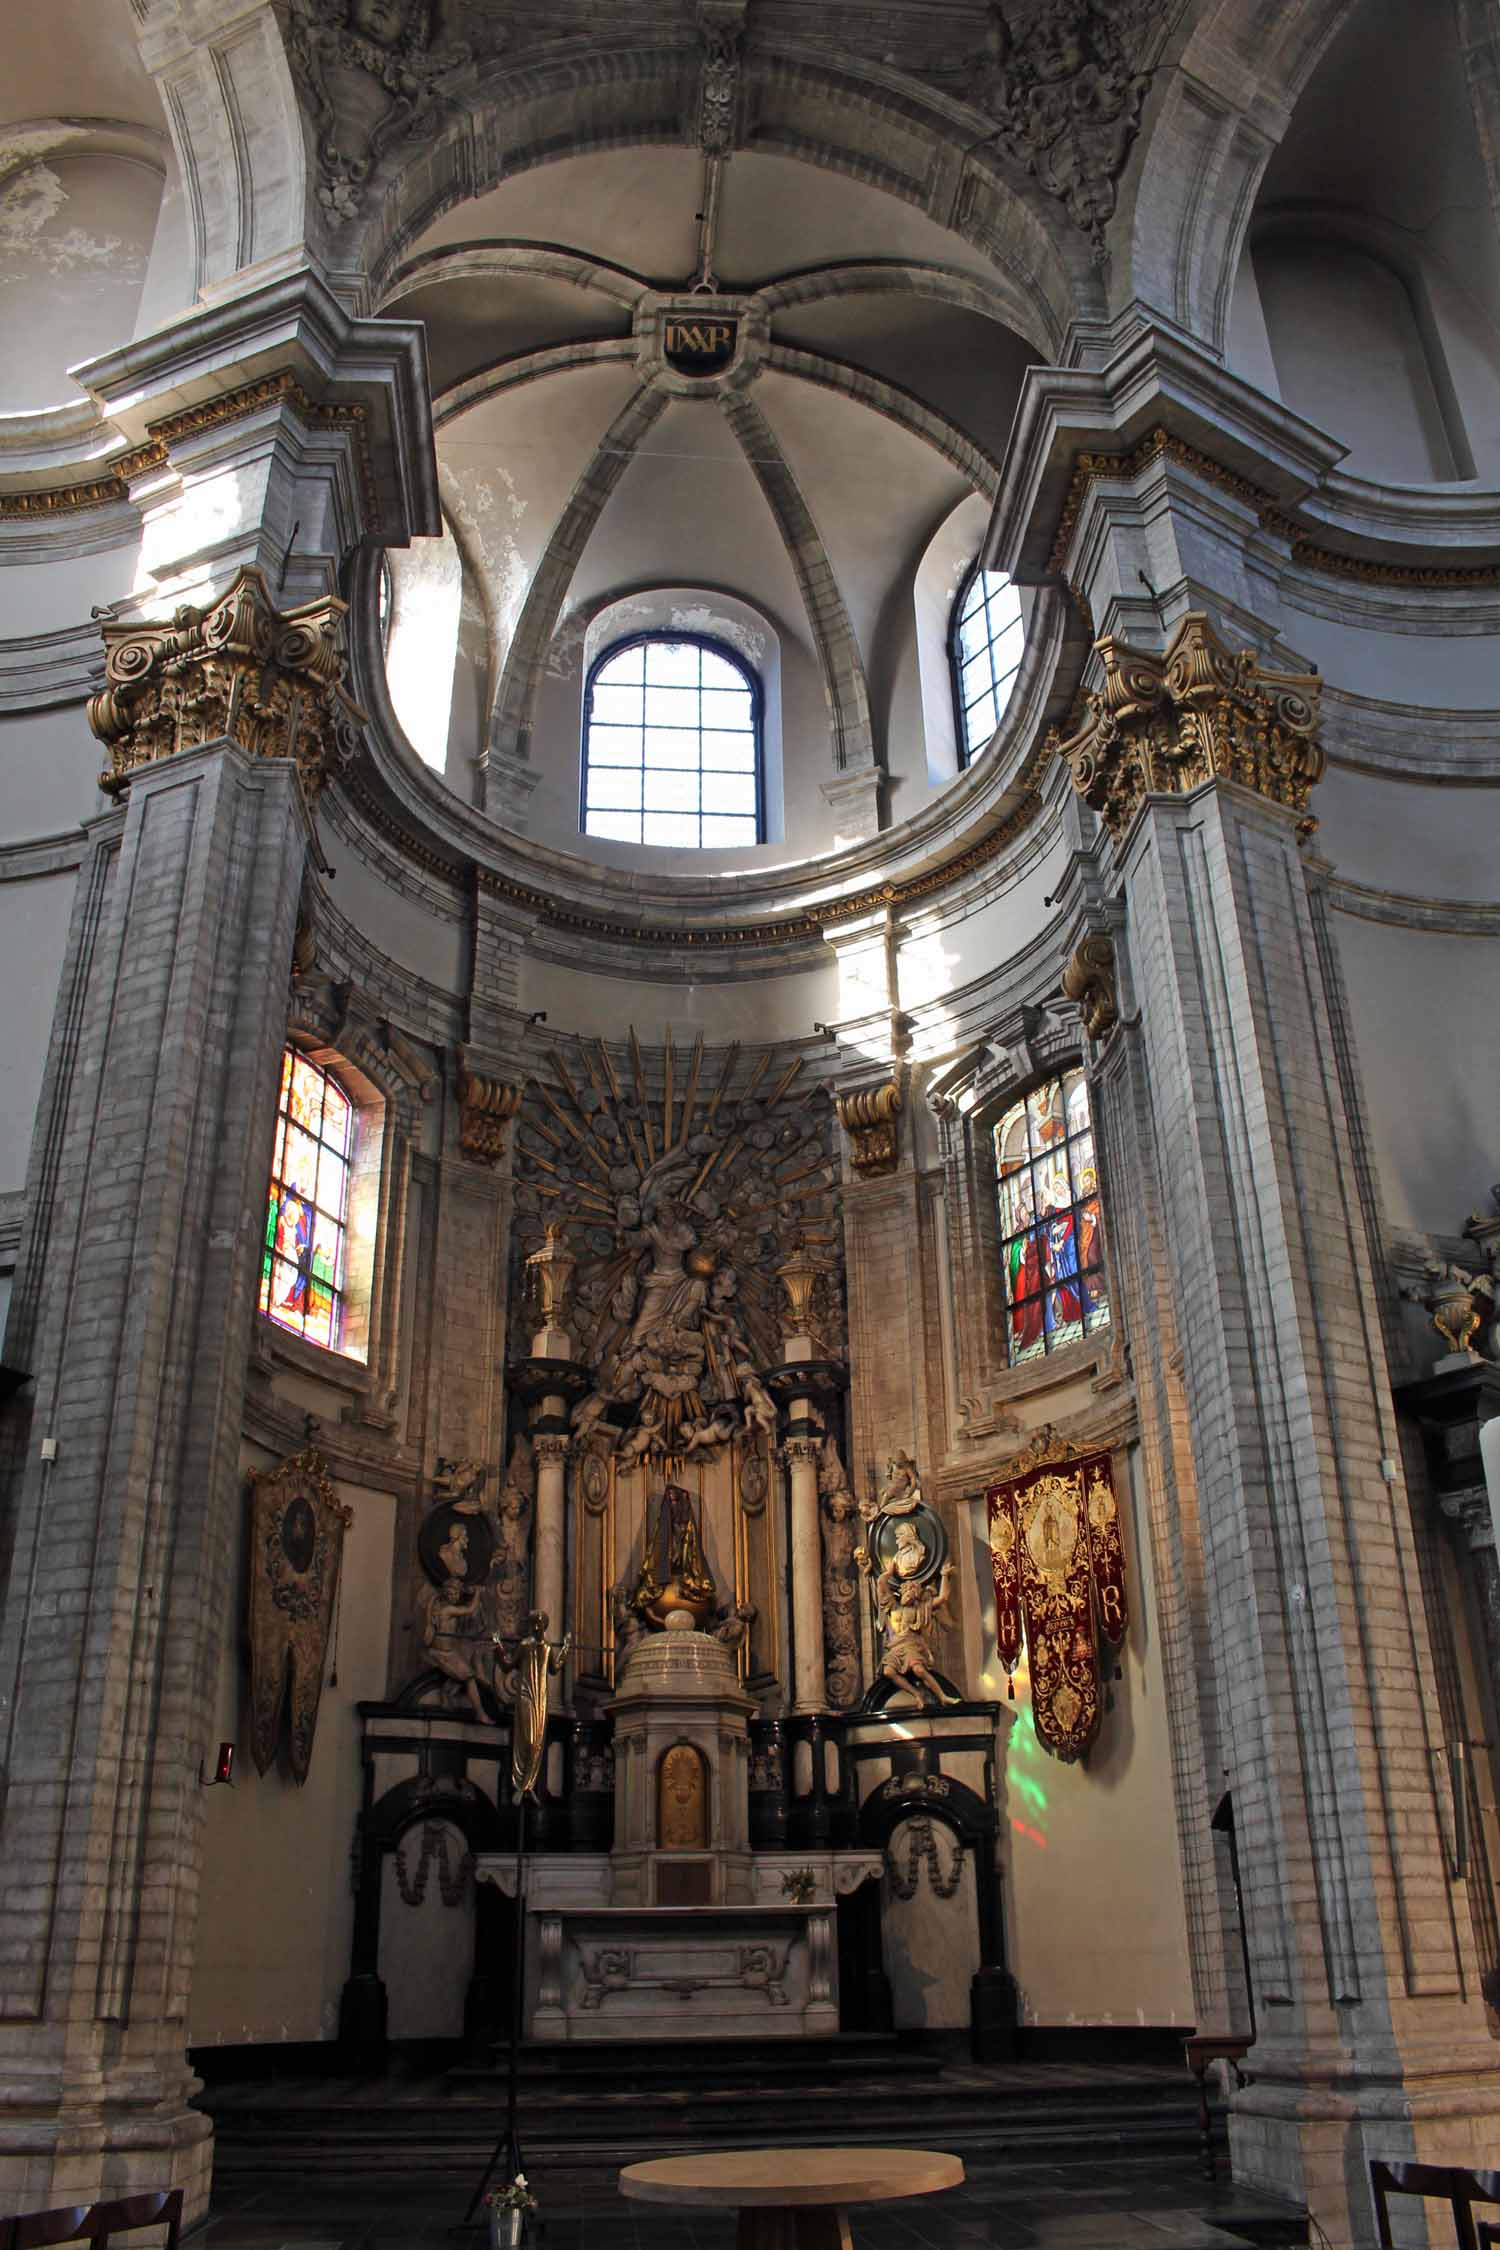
[1005,1691,1051,1850]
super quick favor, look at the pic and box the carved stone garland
[885,1814,966,1900]
[1059,612,1324,849]
[88,566,365,804]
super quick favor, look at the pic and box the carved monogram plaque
[664,316,738,374]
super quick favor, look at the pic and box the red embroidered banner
[986,1445,1126,1762]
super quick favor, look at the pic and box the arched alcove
[1226,0,1500,484]
[1250,232,1464,483]
[0,146,162,411]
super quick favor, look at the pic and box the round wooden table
[619,2146,966,2250]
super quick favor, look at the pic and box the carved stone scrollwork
[1061,932,1118,1041]
[87,566,366,805]
[457,1062,521,1166]
[974,1,1165,260]
[287,0,504,223]
[696,0,746,154]
[835,1081,902,1178]
[1059,612,1324,849]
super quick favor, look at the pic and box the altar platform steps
[198,2040,1232,2190]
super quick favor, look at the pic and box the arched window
[261,1049,357,1353]
[582,634,762,847]
[994,1070,1109,1366]
[951,564,1023,765]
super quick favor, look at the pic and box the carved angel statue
[861,1447,922,1524]
[711,1599,756,1651]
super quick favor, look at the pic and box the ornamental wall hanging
[986,1429,1128,1762]
[246,1443,352,1783]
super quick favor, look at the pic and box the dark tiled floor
[200,2157,1306,2250]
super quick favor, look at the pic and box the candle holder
[199,1742,236,1787]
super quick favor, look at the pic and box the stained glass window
[582,634,762,848]
[260,1049,354,1353]
[951,563,1024,765]
[994,1069,1109,1366]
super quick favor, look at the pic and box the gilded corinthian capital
[1058,612,1323,848]
[88,566,366,803]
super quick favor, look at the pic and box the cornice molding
[1047,426,1500,591]
[0,370,380,531]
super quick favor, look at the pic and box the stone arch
[348,48,1089,346]
[146,0,311,297]
[1116,0,1365,352]
[381,238,652,315]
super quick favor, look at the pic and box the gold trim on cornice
[1046,425,1500,590]
[335,752,1052,952]
[0,372,381,531]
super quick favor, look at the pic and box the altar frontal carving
[986,1433,1128,1760]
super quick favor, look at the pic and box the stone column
[532,1432,570,1648]
[784,1437,827,1714]
[1059,613,1500,2233]
[0,275,434,2219]
[0,630,333,2213]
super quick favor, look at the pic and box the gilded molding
[0,371,380,531]
[1059,611,1323,847]
[462,789,1044,954]
[1060,930,1118,1040]
[1046,424,1500,590]
[835,1080,903,1177]
[87,565,366,803]
[457,1063,521,1166]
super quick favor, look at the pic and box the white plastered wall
[190,1456,395,2047]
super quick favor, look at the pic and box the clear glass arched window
[994,1070,1109,1366]
[951,564,1023,765]
[582,634,762,847]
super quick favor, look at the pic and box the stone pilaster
[0,268,436,2218]
[1060,618,1500,2232]
[0,745,312,2217]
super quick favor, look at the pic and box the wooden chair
[1,2192,182,2250]
[1,2208,89,2250]
[1370,2161,1500,2250]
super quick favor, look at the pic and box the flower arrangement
[485,2177,538,2215]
